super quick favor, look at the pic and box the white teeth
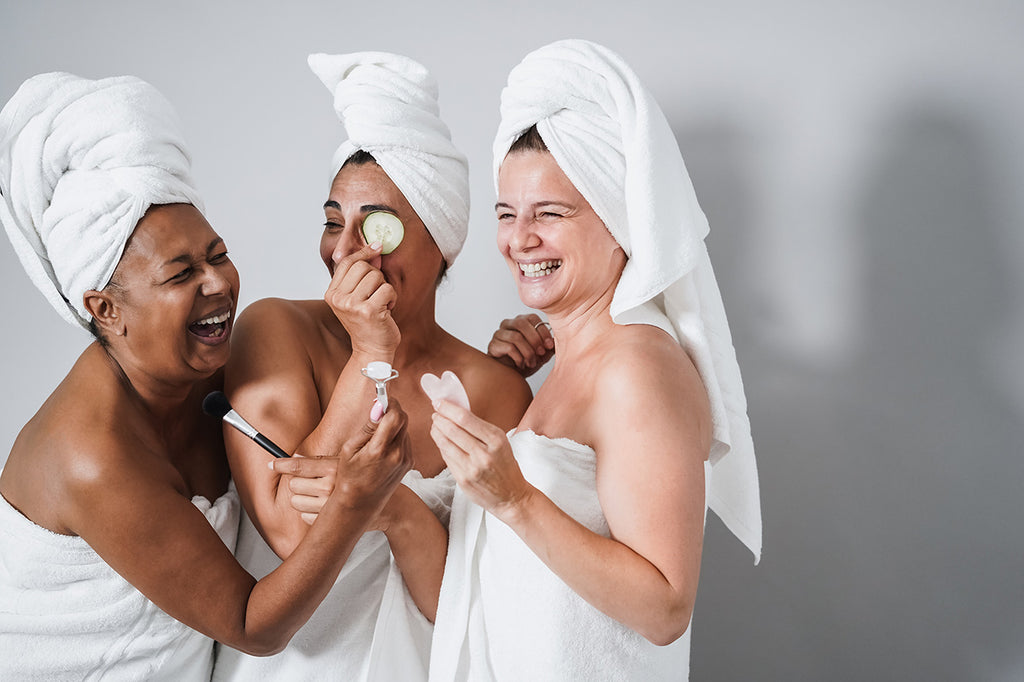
[518,260,562,278]
[197,311,231,326]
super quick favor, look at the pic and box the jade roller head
[361,361,399,412]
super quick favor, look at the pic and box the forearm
[381,489,448,622]
[227,495,380,655]
[259,349,395,557]
[501,488,698,645]
[299,348,393,457]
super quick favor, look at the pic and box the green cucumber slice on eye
[361,212,404,255]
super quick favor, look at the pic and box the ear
[83,289,125,337]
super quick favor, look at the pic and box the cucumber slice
[361,212,404,255]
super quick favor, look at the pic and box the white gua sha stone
[419,370,470,411]
[361,361,399,412]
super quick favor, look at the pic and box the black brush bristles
[202,391,232,418]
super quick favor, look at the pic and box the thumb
[346,399,384,452]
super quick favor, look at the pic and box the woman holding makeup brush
[0,71,410,681]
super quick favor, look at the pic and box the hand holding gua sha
[362,361,400,419]
[419,370,470,411]
[362,212,404,254]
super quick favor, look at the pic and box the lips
[188,309,232,342]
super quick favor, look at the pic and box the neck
[393,300,447,368]
[545,284,619,362]
[101,345,204,423]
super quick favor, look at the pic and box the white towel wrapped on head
[0,71,203,330]
[493,39,762,561]
[308,52,469,267]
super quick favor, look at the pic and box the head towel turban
[0,72,203,330]
[308,52,470,267]
[494,39,762,562]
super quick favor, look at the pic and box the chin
[191,345,231,378]
[516,284,559,311]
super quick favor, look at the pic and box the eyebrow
[162,237,224,267]
[323,201,398,215]
[494,201,572,211]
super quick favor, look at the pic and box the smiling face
[496,150,626,317]
[320,158,444,321]
[97,203,239,381]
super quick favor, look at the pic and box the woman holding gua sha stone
[212,52,530,682]
[426,40,763,681]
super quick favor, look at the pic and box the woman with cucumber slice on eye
[211,52,531,682]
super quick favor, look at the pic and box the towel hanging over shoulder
[493,39,762,561]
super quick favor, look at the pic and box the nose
[506,216,542,252]
[199,261,232,297]
[321,224,365,267]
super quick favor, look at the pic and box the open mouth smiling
[188,309,231,340]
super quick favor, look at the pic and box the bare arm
[225,242,399,558]
[286,361,533,621]
[63,408,411,656]
[430,338,708,645]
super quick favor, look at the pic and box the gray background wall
[2,1,1022,679]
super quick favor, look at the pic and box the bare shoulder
[232,298,326,349]
[596,324,703,397]
[591,324,711,450]
[4,389,178,535]
[227,298,336,378]
[442,337,532,430]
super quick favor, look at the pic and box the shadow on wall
[678,102,1024,681]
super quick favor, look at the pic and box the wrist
[492,484,538,529]
[326,480,389,521]
[379,485,414,537]
[350,346,397,365]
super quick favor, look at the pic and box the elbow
[221,631,292,658]
[237,640,287,658]
[254,505,308,560]
[638,599,695,647]
[265,531,300,561]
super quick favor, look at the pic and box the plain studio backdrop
[2,2,1022,679]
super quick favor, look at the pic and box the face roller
[361,361,399,413]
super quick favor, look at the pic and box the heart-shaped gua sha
[420,370,470,410]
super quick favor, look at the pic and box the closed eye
[209,251,229,264]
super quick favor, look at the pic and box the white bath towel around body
[213,470,455,682]
[0,483,239,682]
[431,431,692,681]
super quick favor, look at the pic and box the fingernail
[432,400,441,410]
[267,460,275,470]
[370,400,385,423]
[369,241,383,251]
[537,346,546,355]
